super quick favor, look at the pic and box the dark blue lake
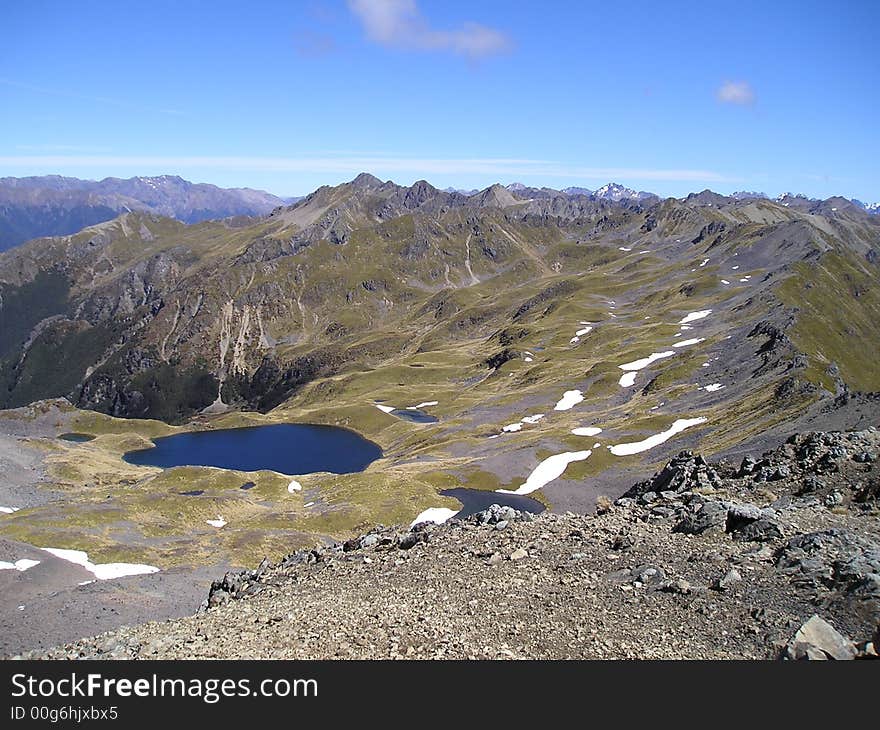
[123,423,382,474]
[440,488,545,518]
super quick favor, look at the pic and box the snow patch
[701,383,725,392]
[618,372,637,387]
[554,390,584,411]
[410,507,459,529]
[497,450,592,496]
[673,337,705,348]
[41,548,159,580]
[0,506,20,514]
[206,517,227,528]
[608,418,707,456]
[571,426,602,437]
[619,351,675,371]
[287,480,302,493]
[414,401,438,408]
[374,404,395,413]
[678,310,712,325]
[502,422,523,433]
[0,559,40,572]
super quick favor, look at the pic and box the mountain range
[2,171,877,430]
[0,175,287,252]
[3,173,876,256]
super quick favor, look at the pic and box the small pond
[390,409,438,424]
[59,433,95,443]
[440,488,546,519]
[123,423,382,474]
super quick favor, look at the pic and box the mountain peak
[561,186,593,196]
[349,172,384,190]
[593,182,653,202]
[472,183,519,208]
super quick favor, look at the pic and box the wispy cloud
[716,80,755,106]
[347,0,511,58]
[293,30,337,57]
[0,155,735,183]
[14,144,112,153]
[0,78,185,116]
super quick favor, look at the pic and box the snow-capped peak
[593,182,647,202]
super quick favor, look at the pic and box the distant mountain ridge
[2,173,878,254]
[0,174,285,252]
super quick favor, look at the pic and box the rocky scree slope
[22,427,879,660]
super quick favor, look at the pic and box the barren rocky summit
[18,427,879,661]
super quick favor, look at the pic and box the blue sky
[1,0,877,200]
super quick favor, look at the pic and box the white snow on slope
[41,548,159,580]
[206,517,227,528]
[374,404,395,413]
[701,383,724,392]
[0,506,20,514]
[608,418,708,456]
[497,450,592,496]
[288,480,302,493]
[0,559,40,572]
[678,310,712,325]
[410,507,459,529]
[414,401,439,408]
[554,390,584,411]
[618,372,637,387]
[673,337,705,348]
[619,351,675,371]
[571,426,602,437]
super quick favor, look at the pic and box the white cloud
[347,0,510,58]
[716,80,755,106]
[0,155,735,184]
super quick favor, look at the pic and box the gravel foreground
[12,428,880,660]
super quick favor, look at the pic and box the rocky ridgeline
[14,429,880,661]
